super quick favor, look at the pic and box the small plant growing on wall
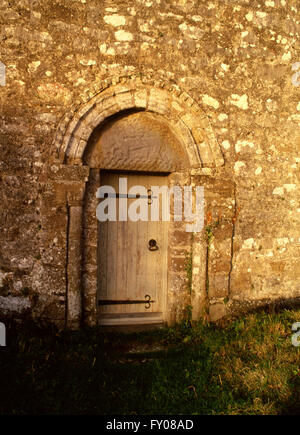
[204,211,220,251]
[204,211,220,295]
[183,243,193,327]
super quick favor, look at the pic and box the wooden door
[97,171,168,326]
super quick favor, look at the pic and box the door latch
[148,239,159,251]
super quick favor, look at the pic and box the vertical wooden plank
[156,173,162,314]
[98,171,108,314]
[105,173,119,313]
[147,175,155,313]
[126,174,137,313]
[116,173,128,315]
[135,174,149,313]
[117,219,127,315]
[146,174,159,313]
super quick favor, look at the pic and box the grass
[0,308,299,415]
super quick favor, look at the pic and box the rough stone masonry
[0,0,299,328]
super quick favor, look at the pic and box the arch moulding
[51,76,224,168]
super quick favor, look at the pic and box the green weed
[0,309,299,415]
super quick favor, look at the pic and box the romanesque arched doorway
[84,110,190,327]
[49,77,225,329]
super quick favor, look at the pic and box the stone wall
[0,0,299,327]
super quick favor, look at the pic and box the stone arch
[52,76,224,168]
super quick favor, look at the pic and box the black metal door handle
[148,239,158,251]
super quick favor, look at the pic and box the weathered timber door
[97,171,168,326]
